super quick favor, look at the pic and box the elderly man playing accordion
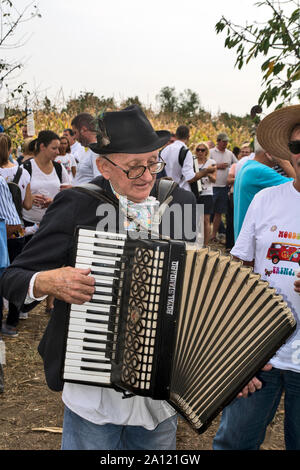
[0,106,197,450]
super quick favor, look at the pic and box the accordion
[63,227,296,433]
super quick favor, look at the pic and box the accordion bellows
[63,229,296,433]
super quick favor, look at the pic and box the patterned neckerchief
[110,183,159,233]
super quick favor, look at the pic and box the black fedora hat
[89,105,170,155]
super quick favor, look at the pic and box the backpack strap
[22,159,32,177]
[12,166,22,185]
[178,146,189,167]
[53,161,62,183]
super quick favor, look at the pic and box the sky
[1,0,288,116]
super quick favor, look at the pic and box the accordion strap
[73,180,177,237]
[156,177,178,205]
[73,183,119,208]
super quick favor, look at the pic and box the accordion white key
[63,228,296,433]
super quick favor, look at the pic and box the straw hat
[256,104,300,160]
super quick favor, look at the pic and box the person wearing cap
[0,105,196,450]
[209,133,237,242]
[213,104,300,450]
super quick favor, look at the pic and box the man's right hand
[34,267,95,304]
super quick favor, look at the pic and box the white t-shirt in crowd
[55,154,76,181]
[209,147,237,187]
[0,165,30,201]
[161,140,195,192]
[234,153,255,176]
[23,159,70,223]
[231,181,300,373]
[70,141,84,164]
[195,158,216,196]
[73,148,101,185]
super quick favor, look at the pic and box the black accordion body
[63,227,296,433]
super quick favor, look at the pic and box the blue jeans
[213,368,300,450]
[61,406,177,450]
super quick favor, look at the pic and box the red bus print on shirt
[267,242,300,266]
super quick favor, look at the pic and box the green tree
[120,95,143,109]
[177,88,201,118]
[215,0,300,108]
[64,92,117,115]
[156,86,178,114]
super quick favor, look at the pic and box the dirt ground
[0,241,287,451]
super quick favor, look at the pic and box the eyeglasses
[101,156,166,179]
[288,140,300,155]
[196,148,206,153]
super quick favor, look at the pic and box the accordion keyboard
[63,229,127,386]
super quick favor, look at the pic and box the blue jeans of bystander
[213,367,300,450]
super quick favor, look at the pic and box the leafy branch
[215,0,300,108]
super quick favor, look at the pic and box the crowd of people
[0,103,299,451]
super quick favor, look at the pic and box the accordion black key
[63,228,296,433]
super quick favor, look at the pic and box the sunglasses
[288,140,300,154]
[196,148,206,152]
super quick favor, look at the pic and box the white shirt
[55,154,76,181]
[22,159,70,223]
[195,158,216,196]
[234,153,255,176]
[231,181,300,373]
[62,384,176,429]
[209,148,237,187]
[73,148,101,185]
[0,165,30,201]
[70,141,84,164]
[161,140,195,191]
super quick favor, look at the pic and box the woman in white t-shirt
[0,133,33,336]
[22,130,70,226]
[55,135,77,181]
[22,130,69,315]
[191,141,216,245]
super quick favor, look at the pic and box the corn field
[4,109,253,154]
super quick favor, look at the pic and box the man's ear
[96,156,111,180]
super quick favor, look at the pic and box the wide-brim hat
[256,104,300,161]
[89,105,170,155]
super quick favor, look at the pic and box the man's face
[63,130,75,146]
[97,151,158,203]
[72,125,89,147]
[240,146,251,157]
[290,127,300,180]
[217,139,228,152]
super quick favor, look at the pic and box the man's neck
[254,154,273,168]
[293,178,300,192]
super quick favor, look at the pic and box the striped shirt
[0,176,21,225]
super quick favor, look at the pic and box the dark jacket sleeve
[0,188,82,310]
